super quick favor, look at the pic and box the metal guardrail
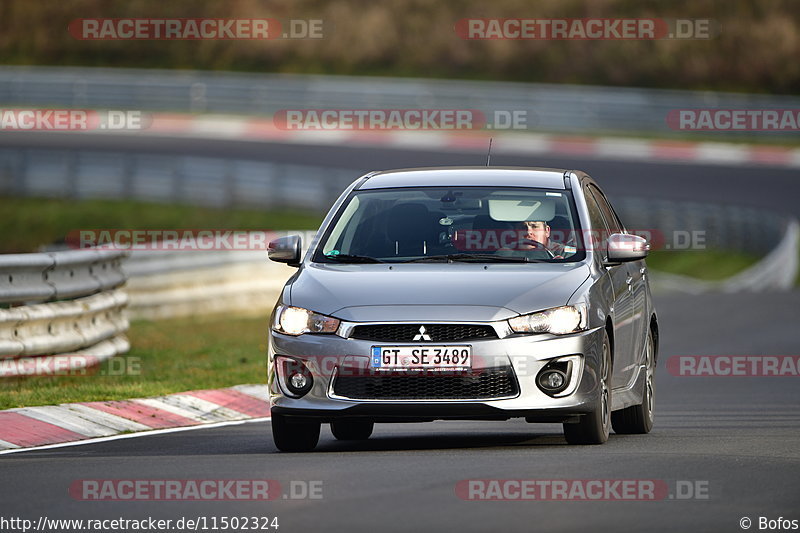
[2,66,800,136]
[650,220,799,294]
[122,232,317,319]
[0,249,129,376]
[0,248,126,304]
[0,145,793,257]
[125,260,288,320]
[0,148,360,211]
[614,198,788,256]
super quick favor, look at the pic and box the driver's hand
[517,239,545,250]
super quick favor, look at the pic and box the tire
[612,329,655,434]
[271,413,320,452]
[331,419,374,441]
[564,331,612,445]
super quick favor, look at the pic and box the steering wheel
[498,237,555,260]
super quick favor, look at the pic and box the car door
[591,187,649,369]
[585,185,636,390]
[607,193,648,365]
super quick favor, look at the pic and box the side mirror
[268,235,302,267]
[606,233,649,263]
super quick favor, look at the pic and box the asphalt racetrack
[1,292,798,532]
[2,131,800,216]
[1,135,798,532]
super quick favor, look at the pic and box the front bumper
[268,325,606,422]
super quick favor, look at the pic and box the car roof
[357,167,570,190]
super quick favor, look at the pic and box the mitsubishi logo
[413,325,432,341]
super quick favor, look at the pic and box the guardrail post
[72,79,88,107]
[190,82,207,113]
[171,157,185,204]
[67,151,79,199]
[224,159,235,208]
[272,164,285,209]
[122,154,135,199]
[12,150,28,196]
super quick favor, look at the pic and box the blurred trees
[0,0,797,94]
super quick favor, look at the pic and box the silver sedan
[267,167,658,451]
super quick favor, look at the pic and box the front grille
[350,323,497,342]
[331,367,518,400]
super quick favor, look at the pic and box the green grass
[0,315,269,410]
[0,196,324,253]
[646,249,759,281]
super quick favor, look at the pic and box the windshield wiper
[323,254,385,263]
[401,254,546,263]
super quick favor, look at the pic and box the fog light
[536,356,577,396]
[538,369,568,392]
[290,372,308,390]
[542,370,565,389]
[277,357,314,398]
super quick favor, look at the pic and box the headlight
[272,305,340,336]
[508,304,587,335]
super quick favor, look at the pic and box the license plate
[371,346,472,369]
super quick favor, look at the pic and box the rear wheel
[271,413,320,452]
[331,419,374,441]
[564,331,611,445]
[612,329,655,434]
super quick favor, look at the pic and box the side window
[606,200,626,233]
[583,186,609,255]
[588,185,622,234]
[584,187,607,232]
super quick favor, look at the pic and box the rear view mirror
[606,233,649,263]
[268,235,302,267]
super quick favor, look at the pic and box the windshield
[313,186,585,263]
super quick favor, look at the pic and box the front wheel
[271,413,320,452]
[563,331,611,445]
[612,329,655,434]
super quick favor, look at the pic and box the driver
[519,220,566,259]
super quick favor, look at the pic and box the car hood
[286,262,591,322]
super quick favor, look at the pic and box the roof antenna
[486,137,493,166]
